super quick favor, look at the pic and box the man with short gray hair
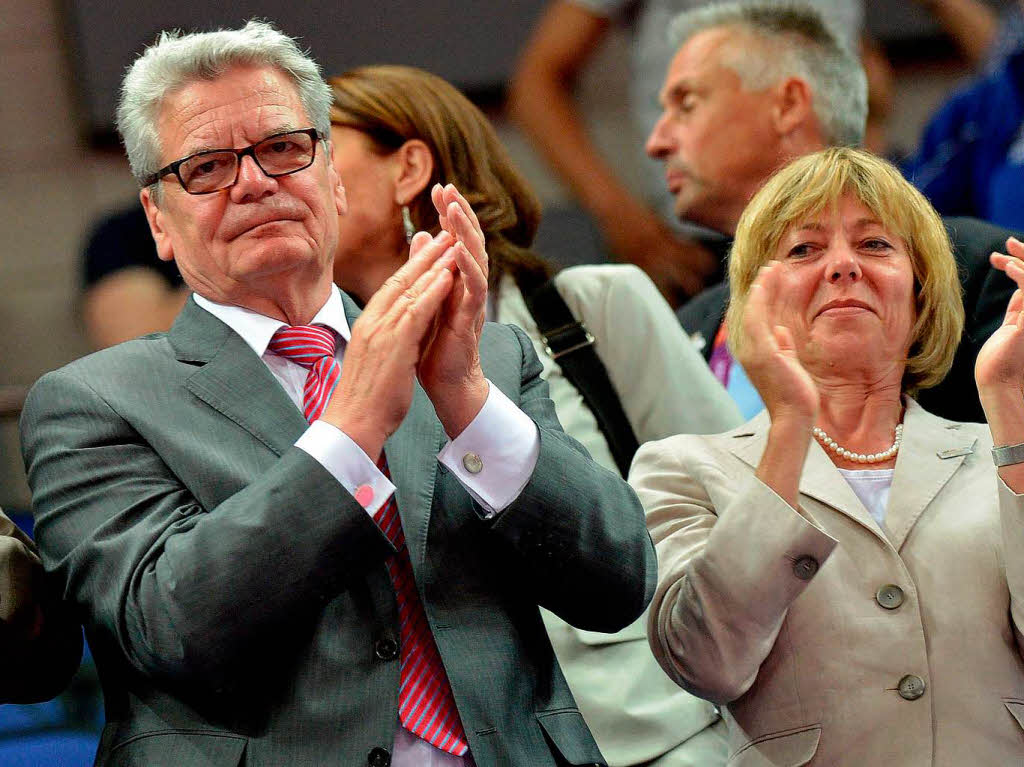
[653,1,1019,423]
[21,20,654,766]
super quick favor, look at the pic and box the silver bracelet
[992,442,1024,467]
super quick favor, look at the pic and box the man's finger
[449,203,488,274]
[453,241,487,317]
[443,184,484,242]
[371,230,454,311]
[388,254,458,340]
[432,184,452,235]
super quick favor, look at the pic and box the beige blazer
[497,264,741,765]
[632,398,1024,766]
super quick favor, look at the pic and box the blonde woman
[633,146,1024,765]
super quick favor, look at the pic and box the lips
[815,298,874,317]
[224,209,303,240]
[664,169,689,193]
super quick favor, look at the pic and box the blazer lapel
[170,298,307,456]
[384,388,444,572]
[883,398,977,551]
[729,410,890,547]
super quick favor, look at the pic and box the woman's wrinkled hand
[737,261,820,427]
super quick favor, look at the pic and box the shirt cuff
[437,381,540,518]
[296,420,395,517]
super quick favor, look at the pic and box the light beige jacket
[632,398,1024,766]
[498,264,741,765]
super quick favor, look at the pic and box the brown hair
[725,147,964,394]
[327,65,550,288]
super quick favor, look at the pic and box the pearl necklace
[812,423,903,464]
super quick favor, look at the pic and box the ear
[771,76,815,137]
[392,139,434,206]
[326,140,348,216]
[140,187,175,263]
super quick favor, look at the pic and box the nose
[825,243,862,283]
[645,112,673,159]
[230,153,278,202]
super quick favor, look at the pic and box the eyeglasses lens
[178,131,317,193]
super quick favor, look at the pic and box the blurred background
[0,0,1016,760]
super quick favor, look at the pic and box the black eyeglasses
[143,128,324,194]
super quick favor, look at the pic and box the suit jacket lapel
[729,410,889,546]
[884,398,977,551]
[384,388,444,571]
[170,297,307,456]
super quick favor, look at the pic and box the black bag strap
[518,275,640,477]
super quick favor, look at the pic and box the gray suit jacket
[20,295,655,767]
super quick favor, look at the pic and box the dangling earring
[401,205,415,244]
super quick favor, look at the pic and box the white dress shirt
[193,287,540,766]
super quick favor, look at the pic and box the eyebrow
[180,124,300,158]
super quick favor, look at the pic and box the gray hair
[116,19,332,187]
[668,2,866,147]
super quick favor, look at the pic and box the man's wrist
[435,378,490,440]
[319,415,386,464]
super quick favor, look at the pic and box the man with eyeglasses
[20,20,653,767]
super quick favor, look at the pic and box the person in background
[633,146,1024,766]
[0,507,81,704]
[329,63,741,767]
[645,1,1019,423]
[21,21,654,766]
[507,0,890,307]
[902,0,1024,233]
[81,205,187,349]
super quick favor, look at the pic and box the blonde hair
[327,65,550,288]
[725,147,963,394]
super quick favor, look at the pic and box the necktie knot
[268,325,337,370]
[268,325,340,423]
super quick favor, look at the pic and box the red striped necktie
[267,325,341,422]
[268,325,469,756]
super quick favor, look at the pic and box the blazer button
[792,556,819,581]
[898,674,926,700]
[374,637,398,661]
[367,746,391,767]
[462,452,484,474]
[875,584,904,610]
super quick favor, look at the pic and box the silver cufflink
[462,452,483,474]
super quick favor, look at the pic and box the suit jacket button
[462,452,483,474]
[875,584,904,609]
[374,637,398,661]
[898,674,926,700]
[792,556,819,581]
[367,746,391,766]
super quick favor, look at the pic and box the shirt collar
[192,284,352,358]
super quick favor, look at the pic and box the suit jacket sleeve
[0,509,82,703]
[631,437,836,704]
[20,367,396,689]
[484,322,658,633]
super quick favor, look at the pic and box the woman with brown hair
[327,65,740,767]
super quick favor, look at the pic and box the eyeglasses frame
[142,128,324,194]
